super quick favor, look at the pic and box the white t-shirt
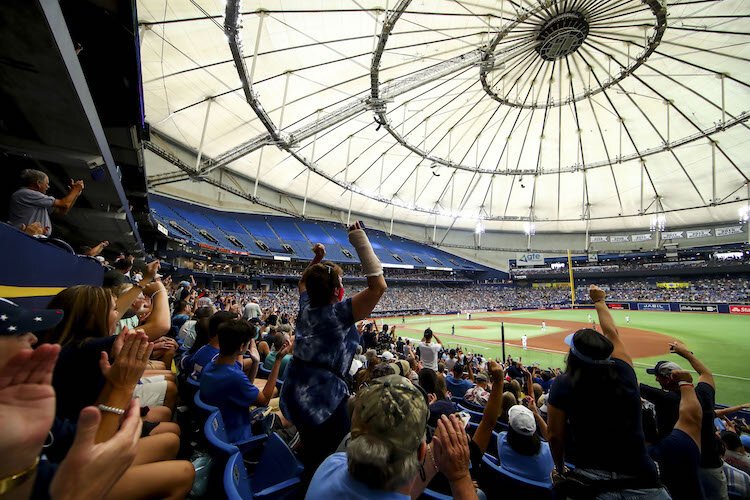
[418,341,442,371]
[243,302,262,320]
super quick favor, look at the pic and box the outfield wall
[375,301,750,317]
[566,301,750,314]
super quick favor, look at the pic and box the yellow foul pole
[567,249,576,307]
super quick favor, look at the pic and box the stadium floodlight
[650,213,666,232]
[740,205,750,223]
[474,220,485,235]
[523,221,536,236]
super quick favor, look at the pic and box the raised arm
[472,361,504,454]
[670,370,703,448]
[139,281,171,341]
[589,285,631,366]
[670,340,714,389]
[52,179,84,214]
[299,244,326,293]
[349,222,387,321]
[241,337,260,383]
[114,261,159,322]
[715,403,750,417]
[525,395,548,440]
[256,337,294,406]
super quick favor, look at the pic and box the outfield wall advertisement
[637,302,671,311]
[607,303,630,310]
[730,305,750,315]
[679,303,719,313]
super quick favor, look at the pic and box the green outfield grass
[392,309,750,405]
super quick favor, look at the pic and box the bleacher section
[149,194,483,272]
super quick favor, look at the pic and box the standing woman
[280,222,386,478]
[547,285,669,498]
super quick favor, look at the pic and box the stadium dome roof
[138,0,750,233]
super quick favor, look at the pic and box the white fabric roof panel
[138,0,750,232]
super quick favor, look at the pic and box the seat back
[460,398,485,414]
[252,433,303,498]
[480,454,553,499]
[420,489,453,499]
[193,391,218,425]
[456,403,484,424]
[466,423,500,458]
[258,364,271,379]
[204,411,239,456]
[224,451,253,500]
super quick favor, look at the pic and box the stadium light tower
[474,219,485,248]
[650,197,666,232]
[649,213,666,232]
[523,221,536,236]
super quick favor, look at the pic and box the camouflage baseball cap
[350,374,428,458]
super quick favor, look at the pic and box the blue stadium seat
[257,364,271,379]
[466,422,500,458]
[193,391,218,426]
[460,398,486,414]
[148,193,488,271]
[458,403,509,433]
[479,454,553,498]
[183,374,200,401]
[419,489,453,500]
[204,411,266,457]
[223,434,303,500]
[457,403,484,424]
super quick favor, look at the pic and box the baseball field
[389,309,750,406]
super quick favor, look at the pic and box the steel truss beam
[148,0,750,225]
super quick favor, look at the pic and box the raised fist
[589,285,606,303]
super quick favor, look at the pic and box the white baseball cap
[380,351,395,361]
[508,405,536,436]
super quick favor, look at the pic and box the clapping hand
[100,331,153,391]
[50,400,142,500]
[0,344,61,477]
[431,414,471,483]
[21,222,47,236]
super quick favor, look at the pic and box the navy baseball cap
[0,298,64,335]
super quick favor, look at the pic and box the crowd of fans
[511,253,750,276]
[5,167,750,499]
[348,277,750,314]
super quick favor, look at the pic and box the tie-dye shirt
[280,292,359,426]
